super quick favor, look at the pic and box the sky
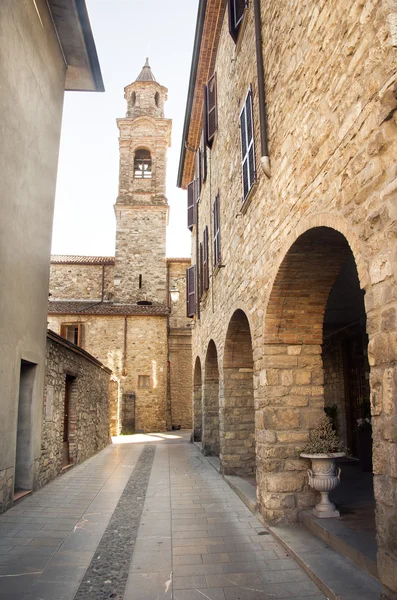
[51,0,198,258]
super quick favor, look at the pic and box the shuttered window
[187,181,195,230]
[203,226,209,291]
[61,323,84,347]
[240,86,256,202]
[199,242,204,299]
[206,73,218,145]
[195,149,201,202]
[213,194,221,266]
[186,265,196,317]
[200,128,207,183]
[228,0,248,43]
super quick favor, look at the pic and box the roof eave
[48,0,104,92]
[177,0,207,188]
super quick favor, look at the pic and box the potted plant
[300,416,346,518]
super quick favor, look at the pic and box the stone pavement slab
[0,432,327,599]
[0,442,144,599]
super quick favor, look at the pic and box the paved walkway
[0,432,325,600]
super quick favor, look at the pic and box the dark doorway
[63,375,74,467]
[14,360,36,498]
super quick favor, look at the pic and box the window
[200,127,207,183]
[131,92,136,107]
[195,148,201,202]
[205,73,218,146]
[228,0,248,42]
[187,180,195,230]
[199,242,204,299]
[186,265,196,317]
[155,92,159,107]
[203,226,209,291]
[138,375,150,389]
[213,194,221,266]
[61,323,83,347]
[134,149,152,178]
[240,86,256,201]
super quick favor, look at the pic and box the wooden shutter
[200,127,207,183]
[199,242,204,299]
[203,226,209,291]
[213,195,221,266]
[228,0,248,42]
[187,181,195,230]
[195,149,201,201]
[186,266,196,317]
[240,86,255,201]
[206,73,218,144]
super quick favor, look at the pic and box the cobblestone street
[0,433,325,600]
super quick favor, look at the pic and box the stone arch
[259,226,371,522]
[221,310,255,476]
[203,340,220,456]
[134,148,152,179]
[193,357,202,442]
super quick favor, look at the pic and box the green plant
[302,416,345,454]
[324,404,338,431]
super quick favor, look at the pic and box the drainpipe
[253,0,270,178]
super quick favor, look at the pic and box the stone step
[269,522,381,600]
[300,509,378,580]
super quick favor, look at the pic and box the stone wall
[38,331,111,488]
[168,259,193,429]
[182,1,397,596]
[48,314,169,433]
[169,331,192,428]
[114,206,168,304]
[49,263,115,301]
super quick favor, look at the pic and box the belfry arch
[193,357,203,442]
[221,310,255,476]
[259,227,372,522]
[203,340,220,456]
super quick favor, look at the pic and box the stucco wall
[0,0,66,512]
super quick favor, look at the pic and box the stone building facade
[38,330,112,489]
[49,62,192,434]
[0,0,103,515]
[178,1,397,598]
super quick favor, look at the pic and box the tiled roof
[48,301,169,316]
[51,256,115,265]
[166,257,191,263]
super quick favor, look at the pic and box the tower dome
[124,58,167,119]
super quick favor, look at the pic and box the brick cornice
[177,0,227,189]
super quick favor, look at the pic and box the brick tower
[114,59,172,304]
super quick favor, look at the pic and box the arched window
[134,149,152,179]
[155,92,160,107]
[131,92,136,107]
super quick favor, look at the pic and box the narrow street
[0,433,324,600]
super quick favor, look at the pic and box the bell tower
[114,59,171,304]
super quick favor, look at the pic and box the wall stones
[39,331,111,489]
[182,0,397,596]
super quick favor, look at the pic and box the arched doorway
[193,357,203,442]
[221,310,255,476]
[260,227,372,524]
[203,340,220,456]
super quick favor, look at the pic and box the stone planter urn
[300,452,345,518]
